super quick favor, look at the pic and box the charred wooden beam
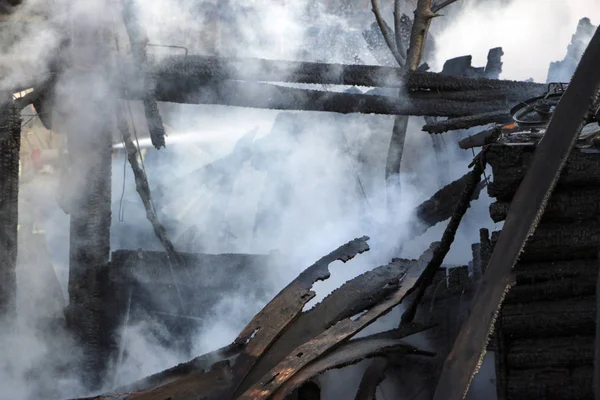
[152,55,546,93]
[414,169,485,233]
[501,297,595,339]
[122,0,166,149]
[59,10,116,390]
[507,366,593,400]
[433,25,600,400]
[150,79,510,117]
[507,336,594,370]
[0,101,20,316]
[490,221,600,262]
[422,111,512,134]
[490,187,600,222]
[487,146,600,200]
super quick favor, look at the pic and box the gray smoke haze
[0,0,593,399]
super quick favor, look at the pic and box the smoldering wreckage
[1,0,600,399]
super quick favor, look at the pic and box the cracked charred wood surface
[490,222,600,262]
[151,79,510,117]
[0,102,20,316]
[434,25,600,400]
[151,55,545,93]
[486,145,600,200]
[490,187,600,222]
[222,237,370,398]
[237,257,427,395]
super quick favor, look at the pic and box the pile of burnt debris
[1,0,600,399]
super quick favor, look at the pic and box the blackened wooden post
[0,100,21,317]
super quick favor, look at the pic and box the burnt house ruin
[1,1,600,400]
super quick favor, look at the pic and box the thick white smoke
[0,0,596,399]
[432,0,600,81]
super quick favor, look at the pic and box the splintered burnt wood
[434,25,600,400]
[0,101,20,316]
[272,330,435,400]
[222,236,370,397]
[236,257,428,395]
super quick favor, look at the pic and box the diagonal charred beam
[115,104,184,266]
[433,26,600,400]
[401,157,484,325]
[150,79,511,117]
[223,237,370,398]
[0,100,20,317]
[422,111,513,133]
[272,329,435,400]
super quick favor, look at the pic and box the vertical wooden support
[0,101,21,317]
[57,5,115,390]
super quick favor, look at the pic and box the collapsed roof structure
[1,1,600,399]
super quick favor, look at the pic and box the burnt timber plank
[506,336,594,369]
[490,187,600,223]
[486,146,600,201]
[490,222,600,262]
[433,26,600,400]
[507,366,594,400]
[501,297,595,339]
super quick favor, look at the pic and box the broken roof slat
[222,236,370,397]
[432,25,600,400]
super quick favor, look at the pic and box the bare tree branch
[405,0,437,71]
[431,0,459,13]
[394,0,406,57]
[371,0,406,66]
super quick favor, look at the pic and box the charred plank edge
[237,256,435,400]
[273,332,435,400]
[422,111,513,134]
[224,236,370,397]
[432,26,600,400]
[236,257,417,395]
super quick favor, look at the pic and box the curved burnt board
[433,25,600,400]
[222,236,370,397]
[235,257,428,394]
